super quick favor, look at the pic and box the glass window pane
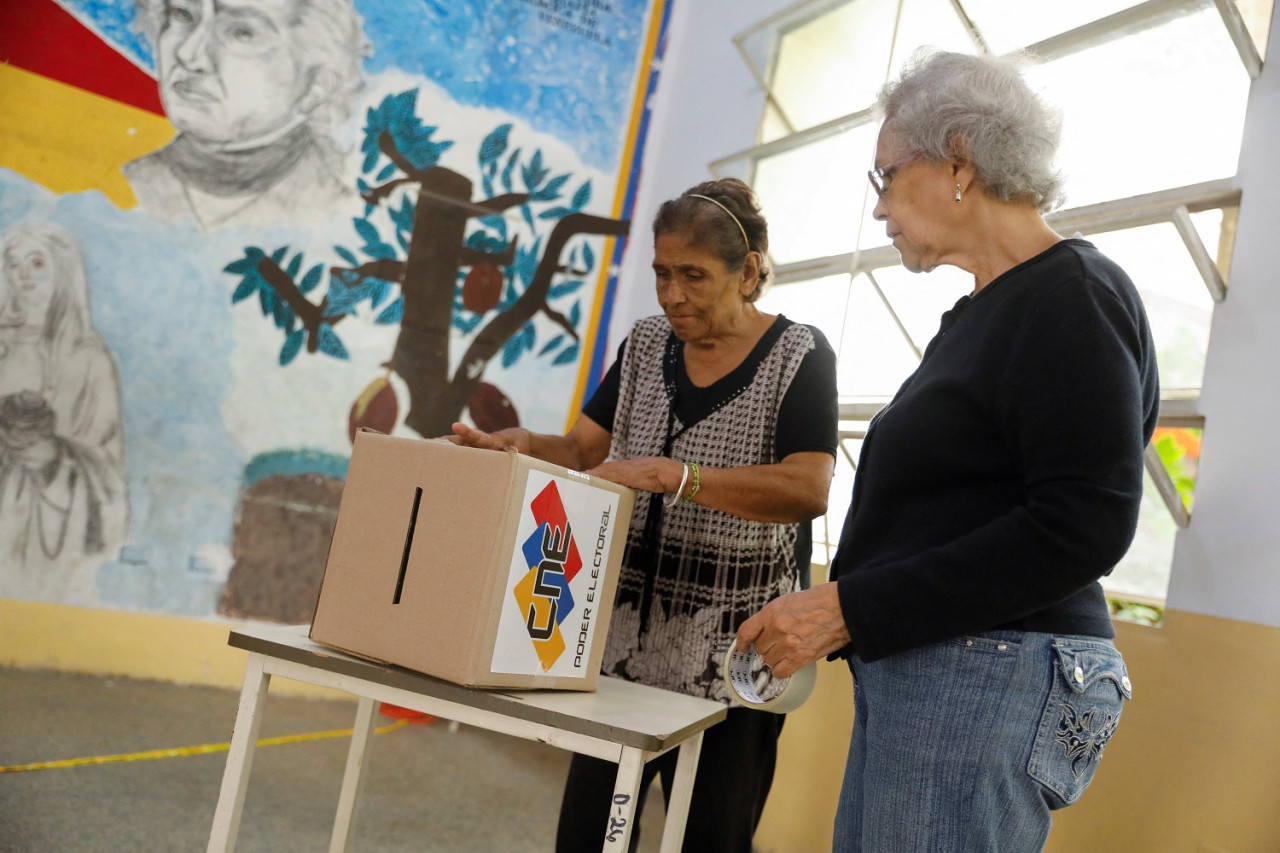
[769,0,899,133]
[961,0,1142,54]
[1105,468,1178,600]
[1190,208,1226,262]
[752,125,885,264]
[1085,224,1215,392]
[753,0,973,140]
[1151,426,1202,511]
[756,273,852,347]
[1027,8,1250,208]
[755,272,922,397]
[813,428,863,570]
[836,275,922,397]
[868,263,971,352]
[1235,0,1276,57]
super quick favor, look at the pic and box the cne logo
[512,481,582,671]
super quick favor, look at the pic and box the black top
[831,239,1159,663]
[584,315,839,461]
[583,315,839,584]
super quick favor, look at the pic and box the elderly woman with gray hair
[739,50,1158,851]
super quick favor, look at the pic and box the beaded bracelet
[665,461,690,507]
[682,462,701,503]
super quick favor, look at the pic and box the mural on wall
[0,223,128,603]
[0,0,672,618]
[123,0,367,229]
[226,101,632,439]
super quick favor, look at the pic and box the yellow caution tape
[0,718,410,774]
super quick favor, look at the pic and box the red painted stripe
[0,0,164,115]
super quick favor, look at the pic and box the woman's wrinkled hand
[736,583,851,678]
[447,422,531,455]
[587,456,685,496]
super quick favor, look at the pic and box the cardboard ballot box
[310,430,635,691]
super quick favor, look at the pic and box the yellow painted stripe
[565,0,668,428]
[0,718,410,774]
[0,64,174,208]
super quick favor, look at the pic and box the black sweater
[831,239,1159,663]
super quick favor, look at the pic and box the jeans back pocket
[1027,638,1132,808]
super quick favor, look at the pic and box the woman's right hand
[447,422,532,455]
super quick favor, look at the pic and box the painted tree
[223,90,630,439]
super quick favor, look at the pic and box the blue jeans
[833,631,1131,852]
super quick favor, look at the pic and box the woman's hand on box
[587,456,686,497]
[448,423,531,454]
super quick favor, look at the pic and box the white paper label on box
[490,470,623,678]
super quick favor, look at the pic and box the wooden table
[206,624,727,853]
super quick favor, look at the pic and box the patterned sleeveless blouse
[601,314,820,702]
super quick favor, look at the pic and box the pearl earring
[955,184,962,203]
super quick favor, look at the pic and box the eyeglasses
[867,155,917,198]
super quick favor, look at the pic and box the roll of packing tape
[723,645,817,714]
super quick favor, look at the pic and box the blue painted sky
[56,0,655,170]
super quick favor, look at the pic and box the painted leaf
[376,297,404,325]
[549,279,583,299]
[452,312,483,334]
[317,325,350,360]
[539,334,565,356]
[368,279,392,308]
[223,256,255,275]
[231,276,257,303]
[553,343,580,366]
[334,245,360,267]
[353,217,380,245]
[390,197,416,233]
[298,263,324,295]
[271,297,292,330]
[479,124,512,166]
[530,173,569,202]
[279,329,305,366]
[502,329,528,368]
[501,148,520,193]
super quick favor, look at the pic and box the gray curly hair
[876,49,1065,212]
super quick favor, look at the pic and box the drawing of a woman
[0,223,128,603]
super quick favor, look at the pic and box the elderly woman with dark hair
[452,177,839,852]
[739,50,1158,851]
